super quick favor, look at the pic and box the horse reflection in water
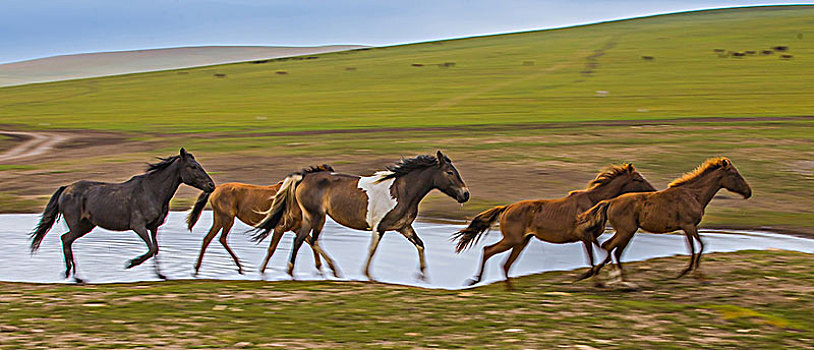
[29,148,215,283]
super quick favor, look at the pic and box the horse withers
[253,151,469,281]
[186,165,339,276]
[29,148,215,283]
[453,163,655,289]
[578,157,751,284]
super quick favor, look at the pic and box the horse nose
[460,190,470,203]
[207,182,215,191]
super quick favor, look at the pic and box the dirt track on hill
[0,131,71,162]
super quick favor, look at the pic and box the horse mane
[669,157,729,187]
[376,154,445,182]
[568,164,631,195]
[300,164,335,174]
[146,155,182,173]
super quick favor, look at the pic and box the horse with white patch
[252,151,469,281]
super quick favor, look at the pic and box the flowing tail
[186,191,212,231]
[452,205,507,253]
[250,174,303,243]
[30,186,66,252]
[576,201,610,239]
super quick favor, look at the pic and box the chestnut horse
[186,165,338,276]
[253,151,469,280]
[453,163,655,289]
[578,157,751,282]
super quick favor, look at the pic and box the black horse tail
[186,190,212,231]
[30,186,66,252]
[452,205,507,253]
[250,173,304,243]
[576,201,611,239]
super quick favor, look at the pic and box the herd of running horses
[29,148,752,288]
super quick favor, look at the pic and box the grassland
[1,250,812,349]
[0,6,812,233]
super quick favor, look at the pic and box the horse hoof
[415,272,428,282]
[237,269,244,275]
[157,273,167,280]
[465,278,480,286]
[574,270,594,282]
[125,261,136,269]
[73,277,85,284]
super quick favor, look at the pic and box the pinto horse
[578,157,751,283]
[253,151,469,280]
[186,165,338,276]
[453,163,655,289]
[29,148,215,283]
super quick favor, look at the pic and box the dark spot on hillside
[275,71,288,75]
[214,73,227,78]
[411,63,424,67]
[780,54,793,60]
[250,60,269,64]
[641,56,654,61]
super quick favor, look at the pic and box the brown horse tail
[251,173,303,243]
[186,190,212,231]
[30,186,66,253]
[577,201,610,239]
[452,205,507,253]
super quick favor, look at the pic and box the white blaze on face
[357,171,398,232]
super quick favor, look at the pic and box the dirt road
[0,131,70,162]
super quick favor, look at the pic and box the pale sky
[0,1,806,64]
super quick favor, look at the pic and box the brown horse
[186,165,338,276]
[453,164,656,289]
[253,151,469,280]
[578,157,752,283]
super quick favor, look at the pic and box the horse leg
[259,226,285,275]
[150,228,167,280]
[676,228,697,279]
[686,225,706,279]
[217,218,242,274]
[398,225,428,281]
[576,239,597,281]
[502,235,532,290]
[307,214,340,278]
[287,218,312,278]
[467,238,515,286]
[126,226,157,270]
[363,229,385,281]
[193,218,222,276]
[60,229,88,283]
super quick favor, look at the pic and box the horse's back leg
[677,226,697,279]
[599,227,635,283]
[287,216,313,277]
[467,222,522,286]
[307,215,340,278]
[685,225,706,279]
[502,235,532,290]
[149,228,167,280]
[60,222,93,283]
[398,225,428,281]
[260,226,286,275]
[217,216,242,274]
[193,214,223,276]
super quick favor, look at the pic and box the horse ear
[437,150,447,165]
[625,163,634,173]
[180,147,188,158]
[720,158,730,168]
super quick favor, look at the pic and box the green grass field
[0,6,811,133]
[1,251,812,349]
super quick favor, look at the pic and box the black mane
[378,154,445,181]
[300,164,335,174]
[146,155,181,173]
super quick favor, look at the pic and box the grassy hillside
[0,6,811,133]
[0,6,812,232]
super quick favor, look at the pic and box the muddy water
[1,212,812,289]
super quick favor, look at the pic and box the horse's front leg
[398,225,427,281]
[126,226,158,271]
[150,228,167,280]
[363,228,385,281]
[576,239,597,281]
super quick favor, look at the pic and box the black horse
[30,148,215,282]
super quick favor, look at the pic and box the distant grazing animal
[578,157,751,283]
[761,50,773,55]
[780,54,793,60]
[186,165,338,277]
[641,56,654,60]
[453,164,655,289]
[731,52,746,58]
[29,148,215,283]
[252,151,470,281]
[773,46,788,51]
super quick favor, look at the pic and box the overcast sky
[0,1,805,64]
